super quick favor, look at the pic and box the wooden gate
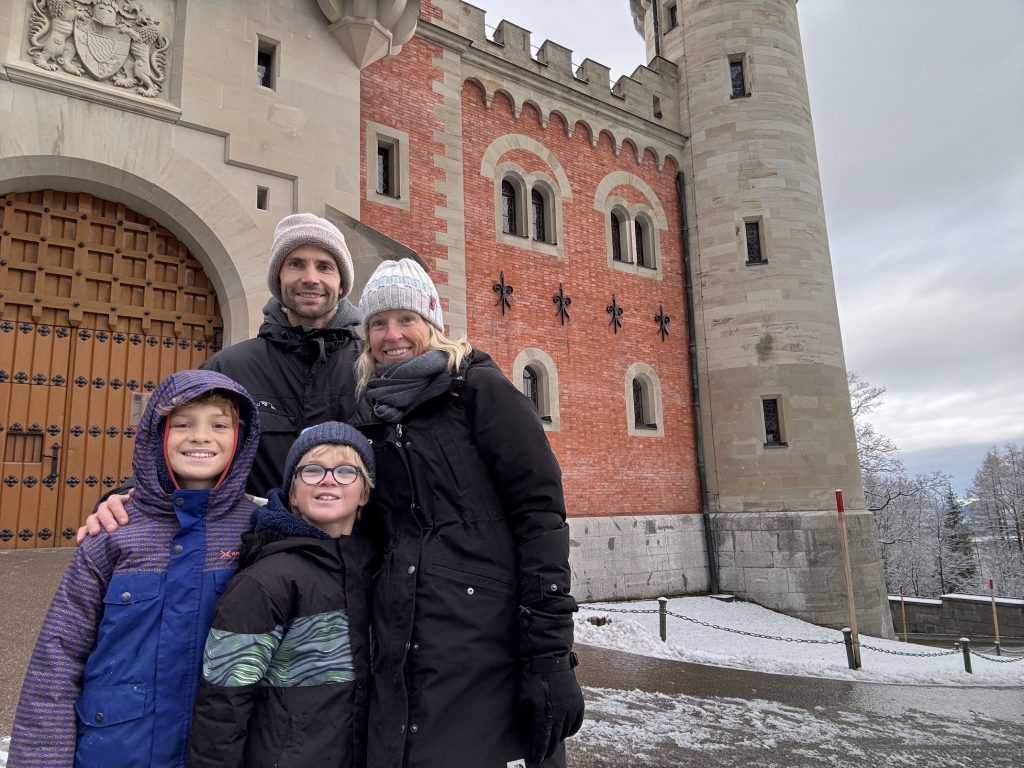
[0,190,224,548]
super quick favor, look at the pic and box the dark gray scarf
[366,349,450,423]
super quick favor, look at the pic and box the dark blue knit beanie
[282,422,375,492]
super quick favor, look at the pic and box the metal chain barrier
[580,603,1024,668]
[579,604,842,645]
[859,641,958,658]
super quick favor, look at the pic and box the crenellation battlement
[435,0,680,128]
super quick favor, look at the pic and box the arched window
[531,189,546,242]
[611,210,624,262]
[625,363,664,437]
[523,365,540,411]
[501,179,518,235]
[634,221,646,267]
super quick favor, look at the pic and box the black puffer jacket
[353,350,577,768]
[189,490,375,768]
[201,299,362,497]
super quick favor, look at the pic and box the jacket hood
[239,488,347,571]
[130,369,260,517]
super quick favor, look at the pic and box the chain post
[994,641,1001,658]
[842,628,859,670]
[658,597,668,642]
[960,637,972,674]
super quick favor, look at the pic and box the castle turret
[633,0,893,636]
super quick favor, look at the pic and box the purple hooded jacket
[9,369,260,768]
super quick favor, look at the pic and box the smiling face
[164,400,236,489]
[288,445,369,537]
[367,309,433,365]
[278,244,342,328]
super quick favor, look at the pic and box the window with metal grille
[523,366,539,411]
[377,144,393,196]
[531,189,546,242]
[745,220,764,264]
[502,180,518,235]
[762,398,785,445]
[729,55,747,98]
[611,211,624,261]
[633,379,657,429]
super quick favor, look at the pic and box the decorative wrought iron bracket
[552,283,571,325]
[655,304,671,340]
[492,272,513,314]
[607,294,623,333]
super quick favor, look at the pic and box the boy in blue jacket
[8,369,260,768]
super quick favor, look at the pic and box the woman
[353,259,584,768]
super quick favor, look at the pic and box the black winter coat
[353,350,577,768]
[201,299,362,497]
[189,492,375,768]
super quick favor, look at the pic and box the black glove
[519,652,585,763]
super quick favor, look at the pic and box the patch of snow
[576,597,1024,686]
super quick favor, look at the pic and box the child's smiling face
[165,402,235,489]
[288,444,368,537]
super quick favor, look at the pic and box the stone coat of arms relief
[28,0,169,97]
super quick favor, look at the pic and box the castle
[0,0,893,636]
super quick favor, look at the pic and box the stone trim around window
[512,347,561,431]
[493,162,565,258]
[365,121,410,210]
[625,362,664,438]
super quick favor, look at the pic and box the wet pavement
[2,549,1022,767]
[568,645,1024,767]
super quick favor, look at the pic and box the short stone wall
[569,514,710,602]
[889,594,1024,639]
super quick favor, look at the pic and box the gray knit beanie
[282,421,375,493]
[267,214,355,300]
[359,258,443,332]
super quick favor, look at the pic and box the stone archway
[0,189,224,548]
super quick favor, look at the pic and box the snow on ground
[576,596,1024,686]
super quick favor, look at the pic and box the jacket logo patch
[256,400,279,411]
[219,550,240,561]
[507,761,526,768]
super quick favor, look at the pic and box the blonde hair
[356,323,472,395]
[158,391,238,421]
[292,443,374,505]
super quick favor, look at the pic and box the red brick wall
[361,38,701,519]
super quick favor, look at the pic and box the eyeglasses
[295,464,362,486]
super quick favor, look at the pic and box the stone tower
[632,0,894,636]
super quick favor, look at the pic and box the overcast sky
[469,0,1024,493]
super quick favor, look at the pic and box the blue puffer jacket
[8,370,260,768]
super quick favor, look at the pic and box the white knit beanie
[359,259,443,332]
[267,213,355,300]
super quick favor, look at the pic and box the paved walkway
[570,644,1024,767]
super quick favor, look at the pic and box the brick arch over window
[624,362,664,438]
[512,347,561,431]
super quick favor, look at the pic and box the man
[201,213,362,496]
[84,213,362,532]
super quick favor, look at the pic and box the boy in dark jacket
[8,370,261,768]
[189,421,376,768]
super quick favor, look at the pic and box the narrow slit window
[523,366,539,411]
[256,186,269,211]
[635,221,647,267]
[633,379,656,429]
[257,39,277,90]
[652,95,663,119]
[667,3,679,29]
[745,220,764,264]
